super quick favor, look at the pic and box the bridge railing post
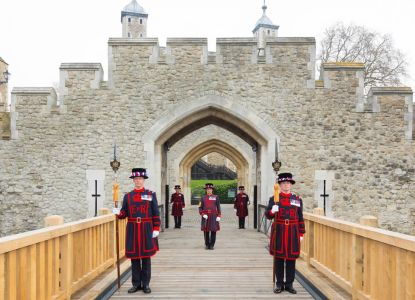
[359,215,378,228]
[350,215,378,299]
[98,207,110,215]
[44,215,64,227]
[60,232,74,299]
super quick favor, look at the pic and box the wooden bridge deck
[109,205,314,299]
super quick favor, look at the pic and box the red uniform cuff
[153,226,160,231]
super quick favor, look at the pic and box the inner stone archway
[143,94,281,206]
[175,138,251,206]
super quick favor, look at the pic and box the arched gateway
[143,94,281,205]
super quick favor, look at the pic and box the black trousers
[131,258,151,287]
[238,217,246,228]
[275,258,296,287]
[174,216,182,228]
[204,231,216,247]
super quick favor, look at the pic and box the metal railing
[158,204,165,232]
[257,204,272,237]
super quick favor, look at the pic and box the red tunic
[234,192,249,218]
[265,192,305,260]
[117,188,161,259]
[170,192,185,216]
[199,194,221,232]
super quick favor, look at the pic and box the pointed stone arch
[143,94,281,204]
[172,138,252,206]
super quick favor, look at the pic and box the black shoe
[285,286,297,294]
[273,284,283,294]
[208,246,214,250]
[128,286,142,293]
[205,245,209,250]
[143,286,151,294]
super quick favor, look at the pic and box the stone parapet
[11,87,57,108]
[108,37,159,46]
[321,62,365,111]
[266,37,315,45]
[59,63,103,103]
[368,86,413,139]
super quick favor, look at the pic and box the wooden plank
[394,247,405,300]
[29,244,37,300]
[0,254,5,300]
[37,242,46,300]
[351,234,363,299]
[18,248,27,300]
[71,259,113,292]
[406,251,415,299]
[52,238,60,297]
[46,239,53,299]
[310,258,351,293]
[60,233,73,299]
[107,206,315,300]
[6,252,17,300]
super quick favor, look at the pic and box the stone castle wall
[0,37,413,236]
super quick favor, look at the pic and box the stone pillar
[44,215,64,227]
[359,215,378,227]
[313,207,325,216]
[98,207,111,215]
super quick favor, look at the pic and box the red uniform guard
[114,168,160,294]
[170,185,185,228]
[265,172,305,294]
[199,183,221,250]
[233,185,250,229]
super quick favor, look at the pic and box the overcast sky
[1,0,414,95]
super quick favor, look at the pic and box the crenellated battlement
[320,62,365,111]
[108,36,316,66]
[367,87,413,139]
[59,63,103,104]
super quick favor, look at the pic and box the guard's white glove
[300,236,304,242]
[112,208,121,215]
[271,205,279,213]
[202,214,208,220]
[216,217,221,222]
[234,209,237,212]
[152,230,159,238]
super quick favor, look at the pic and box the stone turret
[121,0,148,38]
[0,57,9,111]
[252,1,279,50]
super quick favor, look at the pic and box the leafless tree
[318,23,409,92]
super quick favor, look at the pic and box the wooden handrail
[257,205,415,299]
[0,204,164,300]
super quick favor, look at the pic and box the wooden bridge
[0,205,414,300]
